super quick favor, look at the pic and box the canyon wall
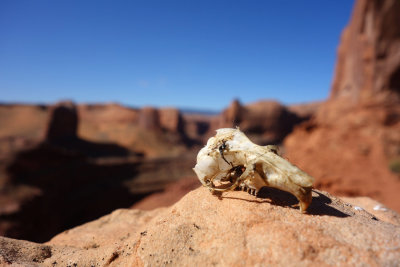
[285,0,400,211]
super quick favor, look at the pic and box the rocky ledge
[1,187,399,266]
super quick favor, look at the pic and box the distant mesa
[137,106,184,134]
[159,107,184,134]
[0,99,200,242]
[213,99,309,144]
[138,106,161,131]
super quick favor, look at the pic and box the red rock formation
[1,187,399,266]
[78,104,190,156]
[215,99,303,144]
[138,106,161,131]
[285,0,400,212]
[138,106,185,134]
[131,177,200,210]
[330,0,400,103]
[0,100,198,242]
[288,101,322,120]
[45,101,78,142]
[182,113,213,141]
[219,98,243,127]
[78,103,139,124]
[159,108,184,133]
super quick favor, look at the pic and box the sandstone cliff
[330,0,400,103]
[285,0,400,212]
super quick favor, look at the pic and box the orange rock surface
[1,187,399,266]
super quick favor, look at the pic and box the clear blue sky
[0,0,354,111]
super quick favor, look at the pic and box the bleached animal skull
[193,128,314,213]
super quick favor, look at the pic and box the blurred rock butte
[159,108,184,134]
[0,102,196,242]
[210,99,313,145]
[0,187,399,266]
[78,104,189,157]
[285,0,400,211]
[45,101,78,142]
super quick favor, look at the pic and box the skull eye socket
[218,142,226,153]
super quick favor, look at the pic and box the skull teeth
[239,184,256,196]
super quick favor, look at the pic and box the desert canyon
[0,0,400,265]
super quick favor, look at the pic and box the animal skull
[193,128,314,213]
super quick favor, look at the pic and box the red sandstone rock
[78,104,190,156]
[288,101,322,120]
[285,0,400,212]
[159,108,184,133]
[0,187,399,266]
[0,104,48,142]
[330,0,400,103]
[219,98,243,127]
[131,177,200,210]
[78,103,139,124]
[182,113,213,141]
[45,101,78,142]
[340,196,400,225]
[0,100,196,242]
[138,106,161,131]
[215,99,303,144]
